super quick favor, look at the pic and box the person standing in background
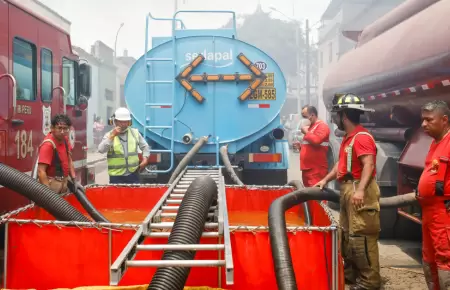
[416,100,450,289]
[98,107,150,184]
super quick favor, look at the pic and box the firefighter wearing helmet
[315,94,381,290]
[97,107,151,184]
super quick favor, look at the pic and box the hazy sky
[38,0,330,59]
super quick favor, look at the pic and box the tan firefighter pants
[339,178,381,289]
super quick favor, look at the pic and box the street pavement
[88,150,426,288]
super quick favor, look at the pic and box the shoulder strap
[41,139,56,150]
[347,132,376,174]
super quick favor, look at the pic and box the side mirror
[76,95,89,112]
[79,63,92,98]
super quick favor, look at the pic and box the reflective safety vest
[107,128,140,176]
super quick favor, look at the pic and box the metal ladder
[110,167,234,286]
[143,13,186,174]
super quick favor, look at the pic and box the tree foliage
[223,9,306,78]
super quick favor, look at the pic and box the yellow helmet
[331,93,374,113]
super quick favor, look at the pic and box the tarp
[4,185,343,290]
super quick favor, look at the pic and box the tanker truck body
[322,0,448,238]
[125,11,289,185]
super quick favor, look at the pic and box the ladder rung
[146,80,173,84]
[150,222,218,229]
[178,181,193,184]
[159,212,214,218]
[180,178,218,182]
[127,260,225,267]
[136,244,225,251]
[175,184,191,189]
[161,205,217,211]
[170,194,185,198]
[146,58,173,62]
[146,126,172,129]
[173,189,187,193]
[166,199,182,204]
[150,149,172,153]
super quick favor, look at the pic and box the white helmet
[114,107,131,121]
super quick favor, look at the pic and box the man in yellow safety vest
[98,107,150,184]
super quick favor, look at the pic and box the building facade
[317,0,406,121]
[115,49,137,108]
[73,41,118,150]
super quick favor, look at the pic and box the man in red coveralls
[316,93,380,290]
[300,105,330,187]
[37,114,75,194]
[417,100,450,289]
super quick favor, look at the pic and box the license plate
[249,88,276,100]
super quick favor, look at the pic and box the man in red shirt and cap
[37,114,75,194]
[417,100,450,289]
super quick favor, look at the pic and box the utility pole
[295,25,301,113]
[305,19,311,106]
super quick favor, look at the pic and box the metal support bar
[127,260,225,267]
[145,232,220,238]
[219,175,234,285]
[136,244,225,251]
[331,226,338,290]
[149,222,218,229]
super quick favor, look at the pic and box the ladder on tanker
[110,168,234,286]
[143,13,187,174]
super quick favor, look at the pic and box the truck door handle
[11,119,24,126]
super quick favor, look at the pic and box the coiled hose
[268,184,418,290]
[219,145,244,186]
[67,179,109,223]
[148,175,218,290]
[287,180,312,226]
[168,136,209,184]
[0,163,90,222]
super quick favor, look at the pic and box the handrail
[0,74,17,116]
[172,10,237,36]
[51,86,67,114]
[148,12,186,29]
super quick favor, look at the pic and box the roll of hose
[0,163,90,222]
[148,175,218,290]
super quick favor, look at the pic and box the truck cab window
[41,49,53,102]
[13,38,36,101]
[62,58,76,106]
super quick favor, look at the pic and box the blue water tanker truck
[125,11,289,185]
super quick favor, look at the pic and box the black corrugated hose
[67,178,109,223]
[148,175,218,290]
[219,145,244,186]
[0,163,90,222]
[287,180,312,226]
[168,136,209,184]
[268,183,418,290]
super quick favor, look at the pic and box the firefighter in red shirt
[316,94,380,290]
[300,105,330,187]
[417,100,450,289]
[37,114,75,194]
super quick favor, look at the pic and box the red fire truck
[0,0,93,215]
